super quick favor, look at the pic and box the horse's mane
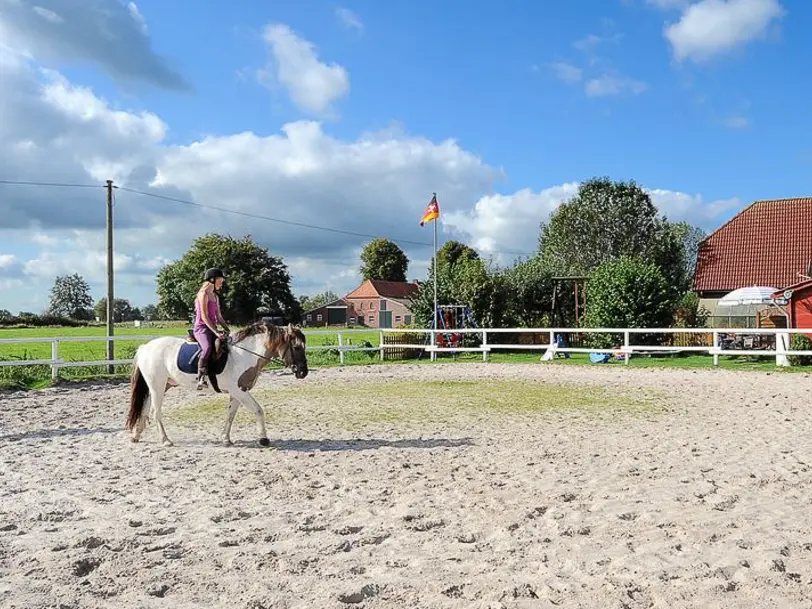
[231,319,302,345]
[231,320,275,343]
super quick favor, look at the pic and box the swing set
[430,304,478,355]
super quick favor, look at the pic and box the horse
[125,319,308,447]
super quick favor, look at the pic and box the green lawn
[0,324,804,391]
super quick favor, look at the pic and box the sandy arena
[2,362,812,608]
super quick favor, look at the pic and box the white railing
[0,329,379,380]
[1,326,812,380]
[378,326,812,368]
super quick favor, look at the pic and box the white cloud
[664,0,785,63]
[443,185,742,266]
[335,8,363,32]
[258,23,350,116]
[549,62,582,83]
[585,74,647,97]
[0,16,747,313]
[0,0,190,90]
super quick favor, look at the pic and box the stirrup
[196,371,208,389]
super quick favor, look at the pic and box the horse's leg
[132,395,151,441]
[222,396,240,447]
[233,390,269,447]
[142,373,172,446]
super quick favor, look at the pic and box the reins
[225,333,292,368]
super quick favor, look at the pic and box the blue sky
[0,0,802,312]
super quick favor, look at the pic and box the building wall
[789,289,812,337]
[345,297,414,328]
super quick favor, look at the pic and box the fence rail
[1,326,811,379]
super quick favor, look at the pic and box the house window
[405,315,412,324]
[316,314,322,322]
[370,301,375,310]
[395,315,402,322]
[306,314,312,321]
[368,315,374,324]
[349,317,356,324]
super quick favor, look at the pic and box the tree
[94,297,135,322]
[538,177,684,282]
[46,273,94,319]
[359,238,409,282]
[501,256,555,327]
[155,233,300,325]
[582,256,674,347]
[410,248,508,329]
[299,290,340,313]
[141,304,159,321]
[670,221,706,281]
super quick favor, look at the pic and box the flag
[420,194,440,226]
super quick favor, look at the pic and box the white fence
[2,326,812,380]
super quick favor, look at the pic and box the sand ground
[1,362,812,608]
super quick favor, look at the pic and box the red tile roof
[693,198,812,293]
[345,279,420,300]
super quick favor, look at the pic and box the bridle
[226,334,293,368]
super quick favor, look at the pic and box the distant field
[0,325,382,361]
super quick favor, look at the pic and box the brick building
[344,279,420,328]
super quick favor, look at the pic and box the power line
[117,186,537,257]
[0,178,537,257]
[0,179,102,188]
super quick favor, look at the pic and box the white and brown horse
[126,320,308,447]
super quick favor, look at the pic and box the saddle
[183,330,230,392]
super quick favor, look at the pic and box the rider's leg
[193,328,214,389]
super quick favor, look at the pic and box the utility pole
[106,180,115,374]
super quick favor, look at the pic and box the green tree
[538,177,687,292]
[46,273,94,319]
[582,256,674,347]
[501,256,555,327]
[141,304,159,321]
[410,249,508,329]
[299,290,340,312]
[359,238,409,282]
[670,221,706,281]
[155,233,300,325]
[94,297,135,322]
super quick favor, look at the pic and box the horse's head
[264,321,308,379]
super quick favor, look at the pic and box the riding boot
[196,363,209,390]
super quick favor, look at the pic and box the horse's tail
[126,358,149,431]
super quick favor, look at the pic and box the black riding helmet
[204,267,225,282]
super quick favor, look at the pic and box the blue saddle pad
[177,341,202,374]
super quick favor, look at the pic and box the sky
[0,0,805,314]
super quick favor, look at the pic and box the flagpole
[433,202,438,352]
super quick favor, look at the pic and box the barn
[302,298,350,327]
[693,197,812,326]
[772,280,812,337]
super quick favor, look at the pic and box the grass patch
[171,379,664,430]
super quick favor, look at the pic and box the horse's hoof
[223,439,234,447]
[162,439,174,447]
[258,437,270,447]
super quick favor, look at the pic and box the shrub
[582,256,675,349]
[789,334,812,366]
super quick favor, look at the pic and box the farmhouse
[693,197,812,322]
[302,280,420,328]
[344,279,419,328]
